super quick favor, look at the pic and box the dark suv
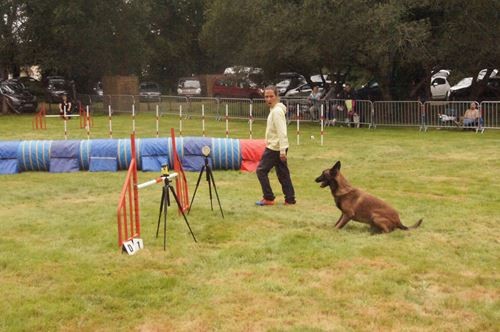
[0,80,38,113]
[212,77,263,99]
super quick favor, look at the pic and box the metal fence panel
[373,101,422,127]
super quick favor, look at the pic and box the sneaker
[255,199,275,206]
[284,200,296,206]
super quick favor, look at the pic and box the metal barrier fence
[373,101,423,128]
[71,94,500,131]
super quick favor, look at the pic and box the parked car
[284,82,325,98]
[212,77,263,99]
[17,76,45,98]
[448,69,500,101]
[0,79,38,113]
[44,76,73,103]
[177,77,203,97]
[430,69,451,100]
[276,72,306,96]
[355,79,382,101]
[139,81,161,102]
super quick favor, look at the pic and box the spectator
[307,85,322,121]
[456,102,481,127]
[59,94,72,119]
[256,85,296,206]
[338,83,358,127]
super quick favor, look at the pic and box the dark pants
[256,148,295,203]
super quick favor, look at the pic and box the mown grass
[0,114,499,331]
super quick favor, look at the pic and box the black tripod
[188,155,224,218]
[156,176,197,250]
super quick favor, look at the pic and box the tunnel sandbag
[181,137,213,171]
[17,140,51,172]
[118,138,141,170]
[240,139,266,172]
[211,138,241,170]
[140,138,169,172]
[0,141,21,174]
[49,140,81,173]
[89,139,118,172]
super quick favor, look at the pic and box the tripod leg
[208,169,214,211]
[169,185,198,242]
[163,186,169,250]
[208,167,225,219]
[188,166,205,214]
[156,186,166,238]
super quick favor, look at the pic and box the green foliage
[0,115,499,330]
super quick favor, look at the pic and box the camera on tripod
[161,164,169,177]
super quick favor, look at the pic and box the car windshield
[140,83,159,91]
[452,77,473,89]
[50,81,66,90]
[0,83,21,94]
[276,79,290,87]
[182,80,200,88]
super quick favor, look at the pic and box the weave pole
[155,105,159,138]
[86,105,91,140]
[320,104,324,146]
[296,104,300,145]
[179,105,183,137]
[63,105,68,140]
[225,104,229,138]
[132,104,136,135]
[202,104,206,137]
[249,103,253,139]
[108,105,113,138]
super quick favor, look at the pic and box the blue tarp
[181,137,213,171]
[0,141,20,174]
[141,138,169,172]
[89,139,118,172]
[50,140,81,173]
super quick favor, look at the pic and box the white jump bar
[136,172,178,189]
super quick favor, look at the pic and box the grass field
[0,114,499,331]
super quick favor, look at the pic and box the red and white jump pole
[86,105,91,140]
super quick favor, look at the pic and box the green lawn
[0,114,499,331]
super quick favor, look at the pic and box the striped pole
[225,103,229,138]
[108,105,113,138]
[202,104,206,137]
[296,104,300,145]
[179,104,183,136]
[155,105,159,138]
[249,103,253,139]
[86,105,90,140]
[132,103,136,135]
[320,104,324,146]
[63,105,68,140]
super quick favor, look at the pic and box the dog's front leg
[335,214,351,229]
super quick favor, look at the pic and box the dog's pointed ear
[330,161,341,175]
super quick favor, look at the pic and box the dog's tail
[402,218,423,230]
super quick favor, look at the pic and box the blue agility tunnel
[0,137,264,174]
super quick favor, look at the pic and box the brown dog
[315,161,423,233]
